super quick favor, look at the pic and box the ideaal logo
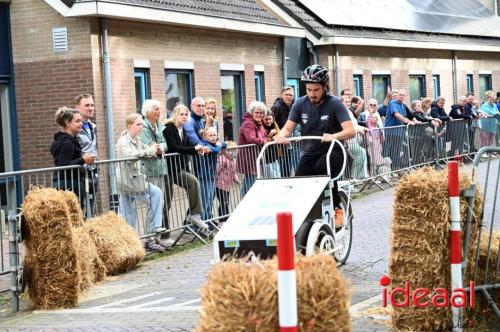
[379,275,474,308]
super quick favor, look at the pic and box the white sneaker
[189,214,208,230]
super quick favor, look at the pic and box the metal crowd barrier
[462,147,500,319]
[0,118,498,311]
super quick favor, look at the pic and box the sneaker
[334,208,344,229]
[188,214,209,230]
[145,240,166,252]
[154,227,166,233]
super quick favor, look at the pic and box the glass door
[221,72,244,141]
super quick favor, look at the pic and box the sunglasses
[369,104,377,106]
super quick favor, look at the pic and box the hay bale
[60,190,84,227]
[195,254,351,332]
[389,167,483,331]
[474,230,500,288]
[73,227,107,290]
[21,187,81,309]
[83,212,145,275]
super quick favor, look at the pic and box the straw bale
[474,230,500,296]
[389,167,483,331]
[83,212,145,275]
[60,190,84,227]
[21,187,81,309]
[73,227,107,290]
[195,254,350,332]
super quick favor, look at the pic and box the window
[409,75,426,101]
[479,74,492,101]
[372,75,391,105]
[254,72,265,102]
[466,74,474,94]
[353,74,363,98]
[221,71,245,141]
[432,75,440,99]
[165,70,193,118]
[134,69,150,113]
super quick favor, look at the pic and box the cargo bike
[213,136,353,265]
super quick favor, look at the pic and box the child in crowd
[198,127,222,222]
[365,112,391,180]
[215,143,240,224]
[262,110,282,178]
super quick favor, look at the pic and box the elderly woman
[360,98,383,128]
[139,99,169,231]
[116,113,165,250]
[479,91,499,152]
[50,107,96,207]
[237,101,269,197]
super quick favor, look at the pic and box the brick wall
[316,45,500,111]
[11,7,284,168]
[99,19,283,143]
[10,0,94,170]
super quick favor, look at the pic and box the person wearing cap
[274,64,355,229]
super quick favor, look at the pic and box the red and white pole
[448,161,463,332]
[276,212,298,332]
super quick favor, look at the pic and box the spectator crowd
[48,83,500,251]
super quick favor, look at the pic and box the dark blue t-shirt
[288,94,351,155]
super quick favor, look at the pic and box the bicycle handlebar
[255,136,347,180]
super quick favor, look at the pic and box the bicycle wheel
[305,222,336,256]
[334,190,353,265]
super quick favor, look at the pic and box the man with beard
[275,64,355,228]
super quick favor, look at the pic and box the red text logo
[379,275,474,308]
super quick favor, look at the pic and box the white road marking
[34,296,201,314]
[90,291,164,309]
[129,297,175,308]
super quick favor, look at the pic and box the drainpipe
[334,46,340,97]
[452,51,458,104]
[306,40,318,64]
[100,17,117,194]
[495,0,498,16]
[282,38,287,86]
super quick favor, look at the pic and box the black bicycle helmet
[301,64,329,85]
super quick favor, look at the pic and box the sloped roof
[69,0,284,25]
[272,0,500,46]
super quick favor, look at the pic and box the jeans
[240,174,256,199]
[199,178,216,220]
[118,183,163,233]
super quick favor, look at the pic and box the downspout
[282,38,287,86]
[495,0,499,16]
[452,51,458,104]
[100,17,116,194]
[334,46,340,97]
[306,40,318,64]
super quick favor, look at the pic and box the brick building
[1,0,500,176]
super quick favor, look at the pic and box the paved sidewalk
[0,244,390,331]
[0,186,396,331]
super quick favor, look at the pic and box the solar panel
[298,0,500,38]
